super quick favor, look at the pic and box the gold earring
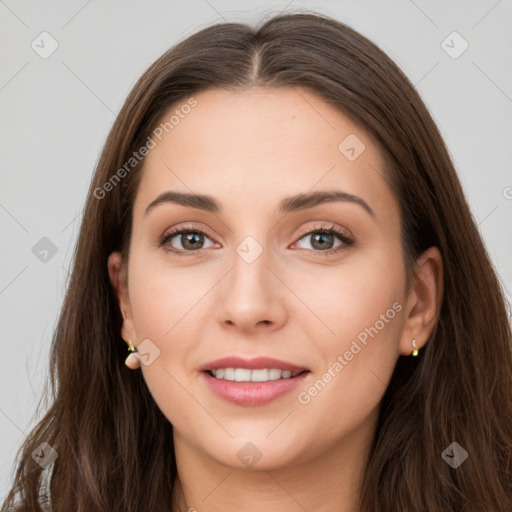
[411,338,419,357]
[125,340,140,369]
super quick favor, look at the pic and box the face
[109,86,424,471]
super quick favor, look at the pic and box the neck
[171,410,378,512]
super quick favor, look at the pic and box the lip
[201,370,310,407]
[199,356,309,373]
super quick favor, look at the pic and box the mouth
[199,356,311,406]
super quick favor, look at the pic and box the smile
[207,368,303,382]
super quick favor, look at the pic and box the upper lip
[199,356,309,373]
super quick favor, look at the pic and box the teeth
[251,369,269,382]
[268,368,281,380]
[211,368,300,382]
[223,368,235,381]
[234,368,251,382]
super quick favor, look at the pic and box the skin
[108,86,443,512]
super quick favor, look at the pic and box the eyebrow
[145,189,376,219]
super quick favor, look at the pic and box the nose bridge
[229,236,272,307]
[231,240,269,293]
[216,233,286,330]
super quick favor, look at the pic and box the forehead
[133,86,396,224]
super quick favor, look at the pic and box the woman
[3,11,512,512]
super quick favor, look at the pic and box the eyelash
[157,223,355,257]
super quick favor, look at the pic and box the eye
[157,223,354,256]
[292,224,354,255]
[158,226,216,254]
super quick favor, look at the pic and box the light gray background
[1,0,511,497]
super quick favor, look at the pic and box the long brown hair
[3,11,512,512]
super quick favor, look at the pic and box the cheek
[293,250,404,390]
[297,258,404,429]
[289,246,405,346]
[126,252,211,414]
[127,269,198,428]
[127,252,206,338]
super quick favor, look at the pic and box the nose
[216,248,287,334]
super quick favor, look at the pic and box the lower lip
[201,371,310,406]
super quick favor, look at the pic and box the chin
[202,435,308,472]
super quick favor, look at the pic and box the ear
[108,252,137,343]
[399,246,444,356]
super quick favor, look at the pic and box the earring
[125,340,140,369]
[411,338,419,357]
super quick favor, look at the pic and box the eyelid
[294,222,352,240]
